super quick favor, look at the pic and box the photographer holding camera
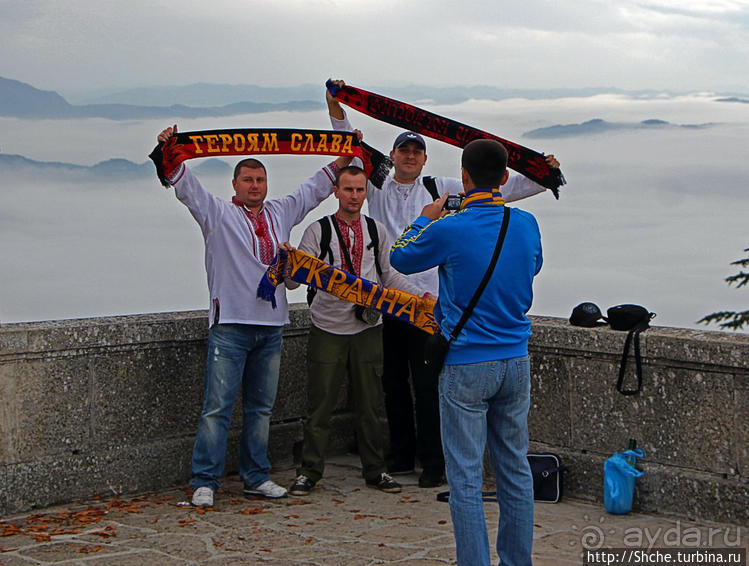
[390,139,543,566]
[283,165,425,496]
[327,80,560,489]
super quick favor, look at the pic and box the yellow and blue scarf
[459,188,506,209]
[257,248,438,334]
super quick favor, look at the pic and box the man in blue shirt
[390,139,542,566]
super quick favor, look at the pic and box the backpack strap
[616,327,644,395]
[306,216,333,306]
[422,176,440,201]
[364,216,383,279]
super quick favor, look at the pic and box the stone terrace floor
[1,454,746,565]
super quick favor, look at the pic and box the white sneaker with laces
[244,479,287,499]
[191,486,214,507]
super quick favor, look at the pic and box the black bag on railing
[607,304,653,331]
[607,304,656,395]
[569,302,656,395]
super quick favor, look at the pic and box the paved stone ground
[1,455,746,565]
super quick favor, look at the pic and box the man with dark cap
[326,81,558,488]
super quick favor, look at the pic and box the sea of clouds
[1,93,747,331]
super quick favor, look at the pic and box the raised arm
[502,154,560,201]
[327,80,346,121]
[390,194,450,275]
[327,79,355,132]
[156,123,225,233]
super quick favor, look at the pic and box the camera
[354,305,381,325]
[444,194,464,211]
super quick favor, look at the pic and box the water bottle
[626,438,637,466]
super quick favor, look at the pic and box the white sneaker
[244,479,287,499]
[191,486,214,507]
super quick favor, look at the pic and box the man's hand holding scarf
[257,247,439,335]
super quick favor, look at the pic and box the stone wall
[1,308,747,524]
[527,318,748,525]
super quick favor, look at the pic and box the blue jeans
[191,323,283,491]
[439,356,534,566]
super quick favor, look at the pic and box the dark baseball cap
[392,131,426,151]
[569,302,608,327]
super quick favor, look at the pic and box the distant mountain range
[523,118,715,138]
[68,82,662,107]
[5,75,747,120]
[0,153,231,180]
[0,116,720,176]
[0,77,321,120]
[716,97,749,104]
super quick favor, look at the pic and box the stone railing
[1,308,747,524]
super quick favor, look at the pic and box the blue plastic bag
[604,449,644,514]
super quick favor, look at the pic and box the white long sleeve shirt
[331,111,547,294]
[169,162,337,326]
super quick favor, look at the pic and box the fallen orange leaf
[178,519,197,527]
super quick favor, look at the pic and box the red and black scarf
[326,80,565,196]
[148,128,393,188]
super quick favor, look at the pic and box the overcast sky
[1,0,748,95]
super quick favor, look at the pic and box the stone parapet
[527,316,748,524]
[1,309,747,523]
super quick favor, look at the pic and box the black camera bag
[606,304,656,395]
[436,452,567,503]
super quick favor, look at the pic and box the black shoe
[418,468,445,488]
[366,473,402,493]
[289,474,316,496]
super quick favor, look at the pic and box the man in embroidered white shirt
[155,125,355,507]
